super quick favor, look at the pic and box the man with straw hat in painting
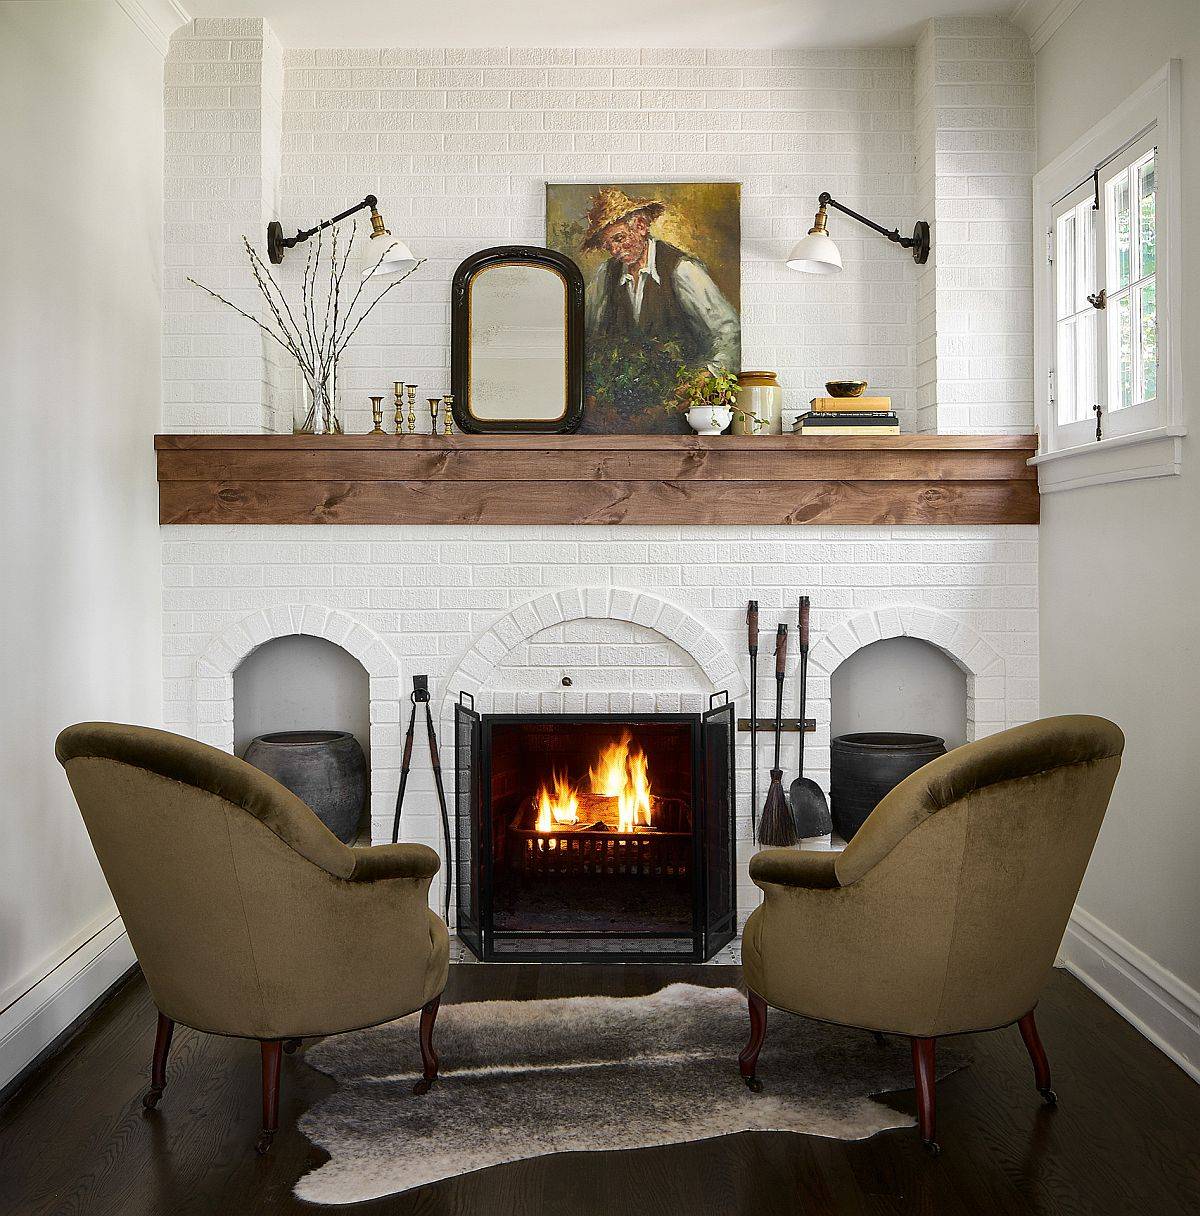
[581,187,740,370]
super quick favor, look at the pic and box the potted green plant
[667,364,752,435]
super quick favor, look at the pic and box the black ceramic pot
[830,732,947,842]
[243,730,367,844]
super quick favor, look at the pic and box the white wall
[1034,0,1200,1079]
[233,633,371,758]
[830,636,968,747]
[0,2,165,1088]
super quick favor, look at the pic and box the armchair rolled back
[837,715,1124,1031]
[55,722,354,1034]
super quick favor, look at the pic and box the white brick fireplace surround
[164,524,1038,932]
[160,14,1040,943]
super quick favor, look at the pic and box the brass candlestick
[406,384,417,434]
[442,394,455,435]
[369,396,385,434]
[428,398,441,435]
[393,382,405,435]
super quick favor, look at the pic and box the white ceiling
[181,0,1021,49]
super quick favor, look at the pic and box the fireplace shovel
[789,596,832,838]
[757,623,798,847]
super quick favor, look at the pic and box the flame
[535,770,578,833]
[533,732,655,835]
[590,732,653,834]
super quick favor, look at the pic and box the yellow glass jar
[733,371,782,435]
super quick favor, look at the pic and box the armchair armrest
[749,848,840,890]
[347,843,441,883]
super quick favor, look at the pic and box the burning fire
[534,732,653,834]
[535,770,579,833]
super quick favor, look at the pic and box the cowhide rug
[295,983,963,1205]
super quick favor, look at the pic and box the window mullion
[1093,196,1108,428]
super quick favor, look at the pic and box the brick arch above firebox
[438,588,746,724]
[190,604,400,752]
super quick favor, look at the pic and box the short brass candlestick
[428,398,441,435]
[393,382,405,435]
[369,396,385,434]
[406,384,417,434]
[442,395,455,435]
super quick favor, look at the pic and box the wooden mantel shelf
[155,433,1039,526]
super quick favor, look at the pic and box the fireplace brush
[757,623,799,847]
[391,674,453,921]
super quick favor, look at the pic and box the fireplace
[454,694,735,962]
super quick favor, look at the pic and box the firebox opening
[488,718,696,937]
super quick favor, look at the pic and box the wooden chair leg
[738,989,767,1092]
[1018,1009,1057,1105]
[256,1041,283,1155]
[142,1012,175,1111]
[414,996,440,1095]
[910,1036,939,1156]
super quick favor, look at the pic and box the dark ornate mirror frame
[450,245,585,434]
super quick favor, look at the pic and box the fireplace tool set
[390,674,454,920]
[751,596,831,847]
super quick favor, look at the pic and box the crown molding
[1011,0,1087,52]
[113,0,191,57]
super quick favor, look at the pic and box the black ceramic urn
[243,730,367,844]
[830,732,947,842]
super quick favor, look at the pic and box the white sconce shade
[362,237,418,281]
[786,230,842,275]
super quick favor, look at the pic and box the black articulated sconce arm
[266,194,388,264]
[816,192,930,264]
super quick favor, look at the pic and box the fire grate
[509,826,691,879]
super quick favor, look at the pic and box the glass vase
[295,365,343,435]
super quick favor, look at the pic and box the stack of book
[793,395,899,435]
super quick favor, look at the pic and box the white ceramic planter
[685,405,733,435]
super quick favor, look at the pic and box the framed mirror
[451,246,584,433]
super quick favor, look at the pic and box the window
[1032,63,1181,492]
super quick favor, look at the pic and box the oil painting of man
[547,182,741,433]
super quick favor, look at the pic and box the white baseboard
[0,918,135,1091]
[1059,906,1200,1084]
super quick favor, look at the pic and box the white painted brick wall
[915,15,1035,433]
[163,522,1038,933]
[165,32,927,433]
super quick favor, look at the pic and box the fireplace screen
[454,696,735,962]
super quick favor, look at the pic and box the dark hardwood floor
[2,964,1198,1216]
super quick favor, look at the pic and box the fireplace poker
[757,623,798,847]
[747,601,759,836]
[391,675,453,922]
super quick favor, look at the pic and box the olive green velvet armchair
[56,722,450,1154]
[740,714,1124,1154]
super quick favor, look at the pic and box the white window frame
[1031,62,1183,493]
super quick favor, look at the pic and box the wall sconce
[787,192,930,275]
[266,194,417,280]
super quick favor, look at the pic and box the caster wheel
[412,1077,435,1096]
[283,1039,301,1055]
[142,1089,162,1111]
[1040,1087,1058,1106]
[254,1130,275,1156]
[743,1075,763,1093]
[923,1139,941,1158]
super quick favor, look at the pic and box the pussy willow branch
[244,239,313,368]
[242,242,311,371]
[189,222,425,396]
